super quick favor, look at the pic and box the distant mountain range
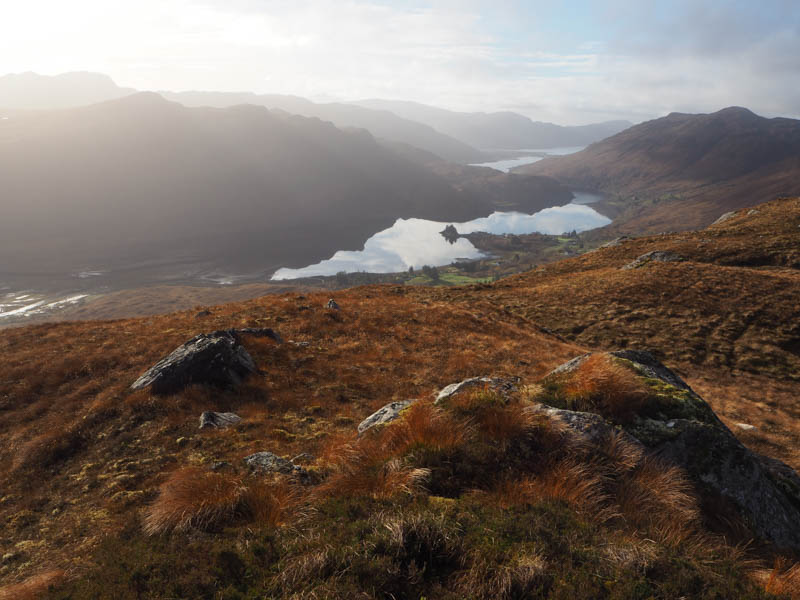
[0,72,632,163]
[159,90,485,164]
[520,106,800,232]
[0,93,572,277]
[354,99,632,150]
[0,71,134,109]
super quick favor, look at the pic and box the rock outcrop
[358,400,416,434]
[131,328,281,395]
[435,376,519,404]
[199,411,242,429]
[542,350,800,551]
[622,250,684,270]
[243,452,297,474]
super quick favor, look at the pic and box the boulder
[131,330,257,395]
[358,400,416,434]
[326,299,340,310]
[712,211,737,225]
[622,250,684,270]
[243,452,297,474]
[542,351,800,551]
[199,411,242,429]
[435,376,519,404]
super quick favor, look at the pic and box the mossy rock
[543,350,800,552]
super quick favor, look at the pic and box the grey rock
[545,353,591,377]
[647,417,800,551]
[358,400,416,434]
[210,461,233,472]
[199,411,242,429]
[534,404,643,449]
[326,298,340,310]
[195,309,212,318]
[544,350,800,552]
[435,376,519,404]
[622,251,684,270]
[243,451,296,474]
[131,330,257,395]
[712,211,737,225]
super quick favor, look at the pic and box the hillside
[521,107,800,232]
[355,99,632,149]
[1,197,799,598]
[161,91,487,164]
[0,93,498,278]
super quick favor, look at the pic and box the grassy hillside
[521,108,800,233]
[1,198,799,599]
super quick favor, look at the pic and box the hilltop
[1,197,799,598]
[521,107,800,233]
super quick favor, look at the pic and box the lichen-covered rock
[358,400,416,434]
[435,376,519,404]
[243,452,296,474]
[131,330,257,395]
[542,351,800,551]
[622,250,684,270]
[199,411,242,429]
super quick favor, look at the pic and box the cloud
[1,0,798,124]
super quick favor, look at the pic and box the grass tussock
[0,570,65,600]
[480,460,610,519]
[560,354,650,421]
[143,467,298,534]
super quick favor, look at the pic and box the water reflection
[272,201,610,280]
[470,146,585,172]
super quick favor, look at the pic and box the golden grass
[561,354,650,421]
[143,467,299,534]
[615,457,700,546]
[143,467,244,534]
[480,459,611,520]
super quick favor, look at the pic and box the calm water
[272,196,609,280]
[470,146,585,172]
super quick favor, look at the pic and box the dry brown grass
[143,467,299,534]
[615,457,700,545]
[561,354,650,421]
[457,552,548,600]
[317,435,431,500]
[480,459,611,519]
[0,569,65,600]
[143,467,245,534]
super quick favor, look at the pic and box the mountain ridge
[519,106,800,233]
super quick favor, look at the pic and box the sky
[1,0,798,124]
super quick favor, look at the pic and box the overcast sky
[2,0,798,124]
